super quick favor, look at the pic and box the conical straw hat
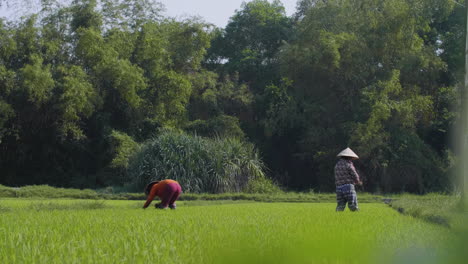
[337,147,359,159]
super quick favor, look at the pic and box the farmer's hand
[356,180,363,186]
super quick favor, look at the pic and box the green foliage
[100,0,163,30]
[75,28,110,66]
[0,100,14,142]
[185,115,245,139]
[274,0,457,191]
[260,78,299,138]
[108,130,140,170]
[132,20,211,127]
[70,0,102,32]
[351,71,449,193]
[127,130,265,193]
[75,28,146,109]
[353,70,432,150]
[438,2,465,83]
[97,57,146,108]
[104,29,137,59]
[150,70,191,126]
[243,176,282,194]
[11,15,41,68]
[0,21,17,64]
[165,20,211,72]
[0,0,462,194]
[19,54,55,106]
[187,71,254,139]
[55,65,96,139]
[207,0,292,91]
[0,65,15,142]
[1,2,219,189]
[131,22,171,73]
[0,65,15,95]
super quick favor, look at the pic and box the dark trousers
[159,182,182,208]
[336,184,359,211]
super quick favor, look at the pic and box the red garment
[143,180,182,209]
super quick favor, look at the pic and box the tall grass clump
[243,177,282,194]
[127,130,267,193]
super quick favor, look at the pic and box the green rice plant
[28,200,109,211]
[0,199,459,264]
[127,130,268,193]
[388,193,464,228]
[0,184,105,199]
[0,184,387,203]
[6,185,100,199]
[0,184,20,197]
[0,204,11,213]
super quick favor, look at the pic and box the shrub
[184,115,245,139]
[127,130,267,193]
[97,130,142,186]
[108,130,140,170]
[243,177,282,194]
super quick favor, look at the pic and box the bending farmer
[334,148,362,211]
[143,179,182,209]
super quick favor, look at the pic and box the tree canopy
[0,0,463,193]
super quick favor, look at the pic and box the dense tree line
[0,0,463,193]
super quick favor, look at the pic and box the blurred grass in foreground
[388,193,467,264]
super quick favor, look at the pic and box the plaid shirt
[334,159,360,186]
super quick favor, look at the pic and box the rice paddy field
[0,199,464,264]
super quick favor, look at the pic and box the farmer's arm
[348,163,362,185]
[143,187,158,209]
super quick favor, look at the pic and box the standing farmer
[143,179,182,209]
[334,148,362,211]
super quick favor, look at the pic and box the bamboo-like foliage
[127,130,266,193]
